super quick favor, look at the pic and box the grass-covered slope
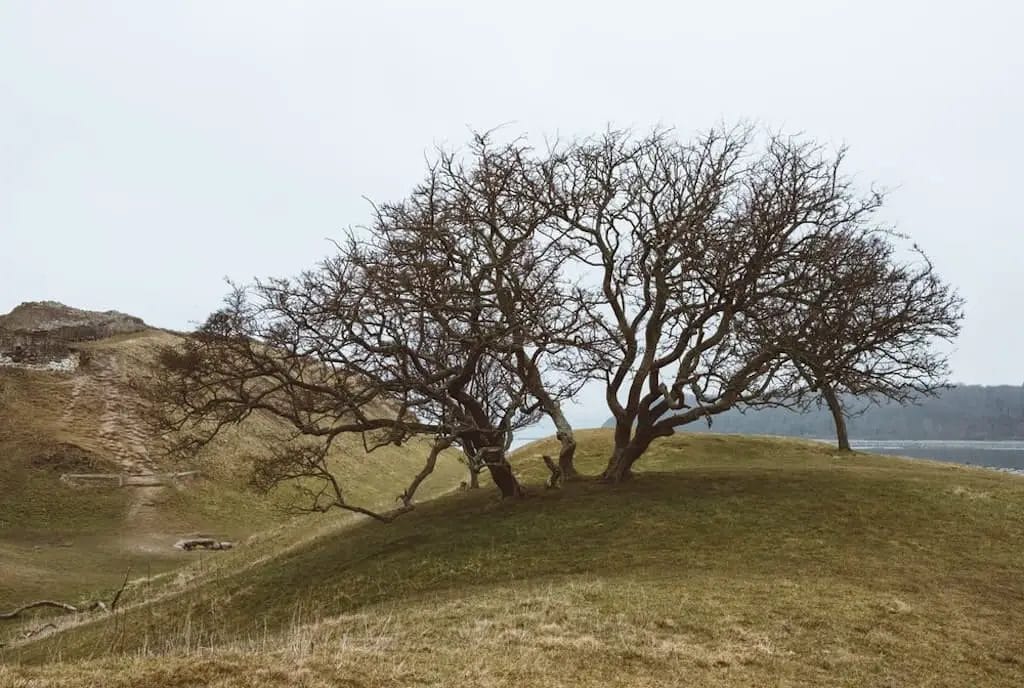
[4,430,1023,686]
[0,329,464,611]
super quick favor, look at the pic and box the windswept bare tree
[767,229,963,450]
[153,125,963,504]
[151,136,591,513]
[418,133,593,480]
[535,129,891,482]
[151,255,534,518]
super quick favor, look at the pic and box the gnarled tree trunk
[601,424,652,483]
[600,417,677,482]
[462,431,524,497]
[601,448,634,483]
[486,462,524,497]
[602,419,635,483]
[553,422,579,481]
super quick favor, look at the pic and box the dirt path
[61,352,165,531]
[94,364,154,474]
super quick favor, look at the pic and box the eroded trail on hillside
[93,354,155,475]
[60,351,167,537]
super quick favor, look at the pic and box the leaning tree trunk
[516,349,579,479]
[820,382,851,451]
[483,451,524,498]
[467,466,480,489]
[601,417,674,482]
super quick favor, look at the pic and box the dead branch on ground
[0,566,132,624]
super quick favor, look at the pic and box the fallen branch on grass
[0,566,131,622]
[0,601,78,620]
[0,599,110,621]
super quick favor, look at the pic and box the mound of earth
[0,301,148,363]
[0,301,146,334]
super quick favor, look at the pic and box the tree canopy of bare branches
[532,128,941,481]
[763,229,963,450]
[151,124,963,513]
[152,135,587,510]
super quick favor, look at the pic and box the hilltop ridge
[0,301,148,364]
[0,301,147,333]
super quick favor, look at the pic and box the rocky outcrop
[0,301,147,363]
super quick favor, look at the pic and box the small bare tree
[768,229,963,450]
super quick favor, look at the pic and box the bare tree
[535,128,888,482]
[420,133,592,479]
[361,137,590,486]
[150,137,590,510]
[151,125,963,503]
[769,229,963,450]
[151,243,533,514]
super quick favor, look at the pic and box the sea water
[847,439,1024,474]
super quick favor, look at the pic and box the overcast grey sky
[2,1,1021,428]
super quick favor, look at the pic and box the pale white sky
[2,1,1022,429]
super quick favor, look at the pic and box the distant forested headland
[604,385,1024,441]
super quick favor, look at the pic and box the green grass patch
[5,430,1023,686]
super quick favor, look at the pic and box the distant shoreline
[513,434,1024,475]
[817,437,1024,475]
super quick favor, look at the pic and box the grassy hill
[3,430,1022,686]
[0,327,464,612]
